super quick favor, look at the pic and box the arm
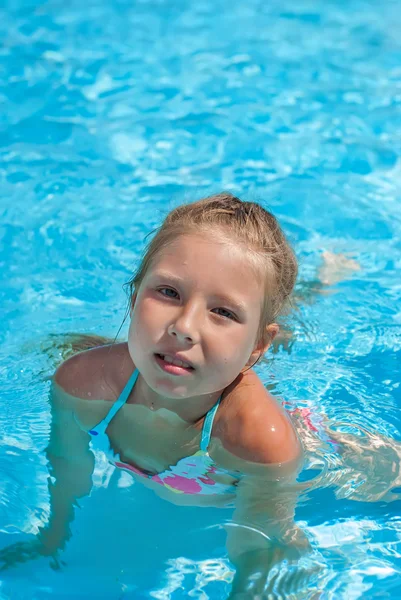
[0,375,94,569]
[214,378,311,597]
[226,469,310,599]
[38,381,95,554]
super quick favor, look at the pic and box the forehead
[148,233,264,303]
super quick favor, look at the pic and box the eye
[213,307,237,320]
[158,287,179,299]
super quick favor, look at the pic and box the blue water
[1,0,401,597]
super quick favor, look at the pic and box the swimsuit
[88,369,238,496]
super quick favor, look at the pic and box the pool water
[1,0,401,597]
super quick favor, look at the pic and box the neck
[133,374,223,424]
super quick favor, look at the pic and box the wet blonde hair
[127,192,298,350]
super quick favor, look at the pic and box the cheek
[127,318,140,352]
[130,298,163,341]
[220,329,259,371]
[128,310,154,366]
[226,325,258,355]
[207,354,246,391]
[211,334,253,372]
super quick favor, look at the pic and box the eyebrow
[149,272,185,287]
[149,271,248,315]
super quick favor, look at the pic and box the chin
[151,376,192,399]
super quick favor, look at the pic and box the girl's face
[128,233,268,401]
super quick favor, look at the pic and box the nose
[168,304,201,345]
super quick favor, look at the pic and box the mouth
[154,353,195,375]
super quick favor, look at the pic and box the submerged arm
[0,381,94,569]
[39,382,94,554]
[226,466,310,599]
[216,379,311,598]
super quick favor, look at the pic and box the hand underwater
[0,532,65,572]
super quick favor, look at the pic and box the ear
[245,323,280,367]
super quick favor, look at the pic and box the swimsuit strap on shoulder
[89,369,139,436]
[200,395,222,452]
[90,368,222,450]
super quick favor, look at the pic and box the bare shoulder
[216,370,301,465]
[54,342,133,401]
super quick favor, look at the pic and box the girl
[2,193,311,596]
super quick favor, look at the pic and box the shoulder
[215,370,301,465]
[54,342,134,401]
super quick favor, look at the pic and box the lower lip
[154,354,194,376]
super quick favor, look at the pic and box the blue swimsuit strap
[89,368,222,451]
[89,369,139,436]
[200,395,222,452]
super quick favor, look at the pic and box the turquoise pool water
[1,0,401,597]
